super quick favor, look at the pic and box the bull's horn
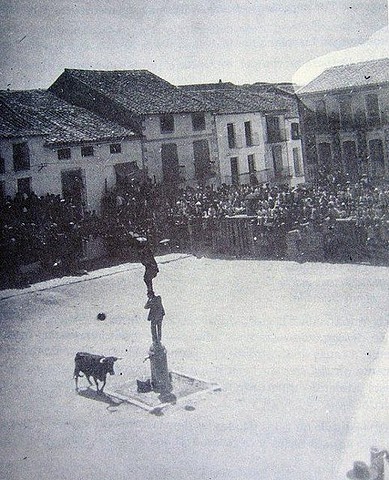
[114,357,122,361]
[99,357,105,363]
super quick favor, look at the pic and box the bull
[74,352,120,393]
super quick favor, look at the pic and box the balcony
[272,166,293,181]
[266,131,286,144]
[223,169,276,186]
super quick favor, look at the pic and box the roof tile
[0,89,137,145]
[64,69,208,115]
[298,58,389,94]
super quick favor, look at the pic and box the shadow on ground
[77,388,124,410]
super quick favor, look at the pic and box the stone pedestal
[149,343,172,394]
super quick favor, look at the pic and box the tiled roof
[0,89,137,146]
[0,99,41,137]
[179,82,236,91]
[298,58,389,94]
[242,83,300,117]
[181,84,296,116]
[244,82,296,95]
[62,69,208,115]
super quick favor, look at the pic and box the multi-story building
[297,58,389,182]
[0,69,306,210]
[0,89,141,212]
[49,69,218,188]
[50,69,305,189]
[181,82,305,187]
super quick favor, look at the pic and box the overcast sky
[0,0,387,91]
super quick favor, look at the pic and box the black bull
[74,352,120,393]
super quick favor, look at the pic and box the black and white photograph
[0,1,388,479]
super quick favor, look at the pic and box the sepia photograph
[0,1,388,479]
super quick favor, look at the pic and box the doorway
[161,143,180,185]
[61,169,86,216]
[230,157,239,185]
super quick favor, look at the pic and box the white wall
[215,112,267,184]
[142,113,217,185]
[285,117,306,186]
[215,112,305,186]
[0,136,143,213]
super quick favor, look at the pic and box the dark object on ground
[97,312,106,321]
[74,352,120,393]
[137,379,152,393]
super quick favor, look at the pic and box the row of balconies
[228,131,288,149]
[310,111,388,134]
[224,166,295,186]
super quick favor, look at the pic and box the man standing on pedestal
[144,293,165,344]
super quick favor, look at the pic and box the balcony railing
[266,131,287,143]
[223,168,280,186]
[265,166,293,181]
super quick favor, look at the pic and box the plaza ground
[0,255,388,480]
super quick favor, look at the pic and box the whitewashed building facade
[0,90,141,212]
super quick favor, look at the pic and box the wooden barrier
[187,216,375,263]
[188,216,286,259]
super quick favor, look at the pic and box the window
[247,154,255,174]
[272,145,283,175]
[230,157,239,185]
[318,142,332,166]
[291,123,300,140]
[160,114,175,133]
[192,113,206,131]
[266,116,282,143]
[316,100,328,130]
[110,143,122,154]
[17,177,31,196]
[339,97,353,129]
[293,148,302,176]
[193,139,212,182]
[369,139,384,177]
[227,123,236,149]
[57,148,71,160]
[342,141,358,177]
[0,155,5,174]
[366,94,380,125]
[81,146,94,157]
[248,154,256,185]
[244,121,253,146]
[13,142,30,171]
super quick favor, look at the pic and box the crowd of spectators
[1,171,388,285]
[0,192,99,281]
[95,170,389,258]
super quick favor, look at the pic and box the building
[181,82,305,187]
[0,69,306,207]
[49,69,217,188]
[297,58,389,182]
[50,69,305,189]
[0,89,141,212]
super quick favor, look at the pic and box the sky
[0,0,387,91]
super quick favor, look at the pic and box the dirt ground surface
[0,254,388,480]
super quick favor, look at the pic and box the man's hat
[346,461,377,480]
